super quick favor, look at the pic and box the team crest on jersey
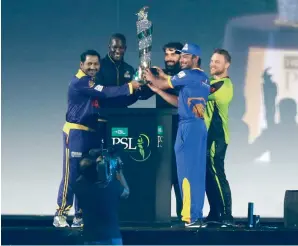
[89,80,95,88]
[177,71,186,78]
[124,71,131,78]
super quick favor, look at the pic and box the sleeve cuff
[128,82,133,94]
[167,76,174,89]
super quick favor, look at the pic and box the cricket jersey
[96,54,138,108]
[168,68,210,121]
[66,69,133,129]
[56,69,132,217]
[204,77,233,144]
[169,67,210,224]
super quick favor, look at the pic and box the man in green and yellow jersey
[204,49,234,226]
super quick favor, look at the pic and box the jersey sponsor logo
[88,80,95,88]
[187,97,206,106]
[177,71,186,78]
[94,85,104,91]
[187,97,206,102]
[71,151,82,158]
[201,79,210,88]
[193,104,205,118]
[124,71,131,79]
[187,97,206,118]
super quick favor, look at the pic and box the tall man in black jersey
[97,33,139,108]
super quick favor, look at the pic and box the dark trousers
[206,133,232,221]
[172,115,182,219]
[55,122,105,217]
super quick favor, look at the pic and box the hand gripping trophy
[133,6,153,85]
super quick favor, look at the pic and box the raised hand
[152,66,168,80]
[147,82,160,93]
[144,69,155,82]
[130,81,141,90]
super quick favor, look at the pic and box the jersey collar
[76,69,87,78]
[210,76,230,81]
[192,67,204,72]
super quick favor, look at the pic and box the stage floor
[2,216,298,245]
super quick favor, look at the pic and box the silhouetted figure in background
[263,68,277,128]
[226,97,250,165]
[249,98,298,165]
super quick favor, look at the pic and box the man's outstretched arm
[144,67,172,90]
[145,67,190,90]
[147,83,178,107]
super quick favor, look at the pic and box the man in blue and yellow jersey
[53,50,140,228]
[204,49,234,226]
[144,43,210,228]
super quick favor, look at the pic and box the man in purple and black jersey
[53,50,140,228]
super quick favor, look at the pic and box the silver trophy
[134,6,153,84]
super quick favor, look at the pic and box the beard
[165,61,181,75]
[211,68,225,76]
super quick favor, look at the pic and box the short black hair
[162,42,183,52]
[192,55,202,67]
[213,48,231,63]
[110,33,126,45]
[80,50,101,63]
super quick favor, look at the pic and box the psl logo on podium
[111,127,151,162]
[157,125,164,148]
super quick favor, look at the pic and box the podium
[99,108,177,224]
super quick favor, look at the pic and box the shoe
[220,215,235,228]
[71,216,84,228]
[53,215,70,227]
[221,219,235,228]
[185,219,207,228]
[204,215,221,223]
